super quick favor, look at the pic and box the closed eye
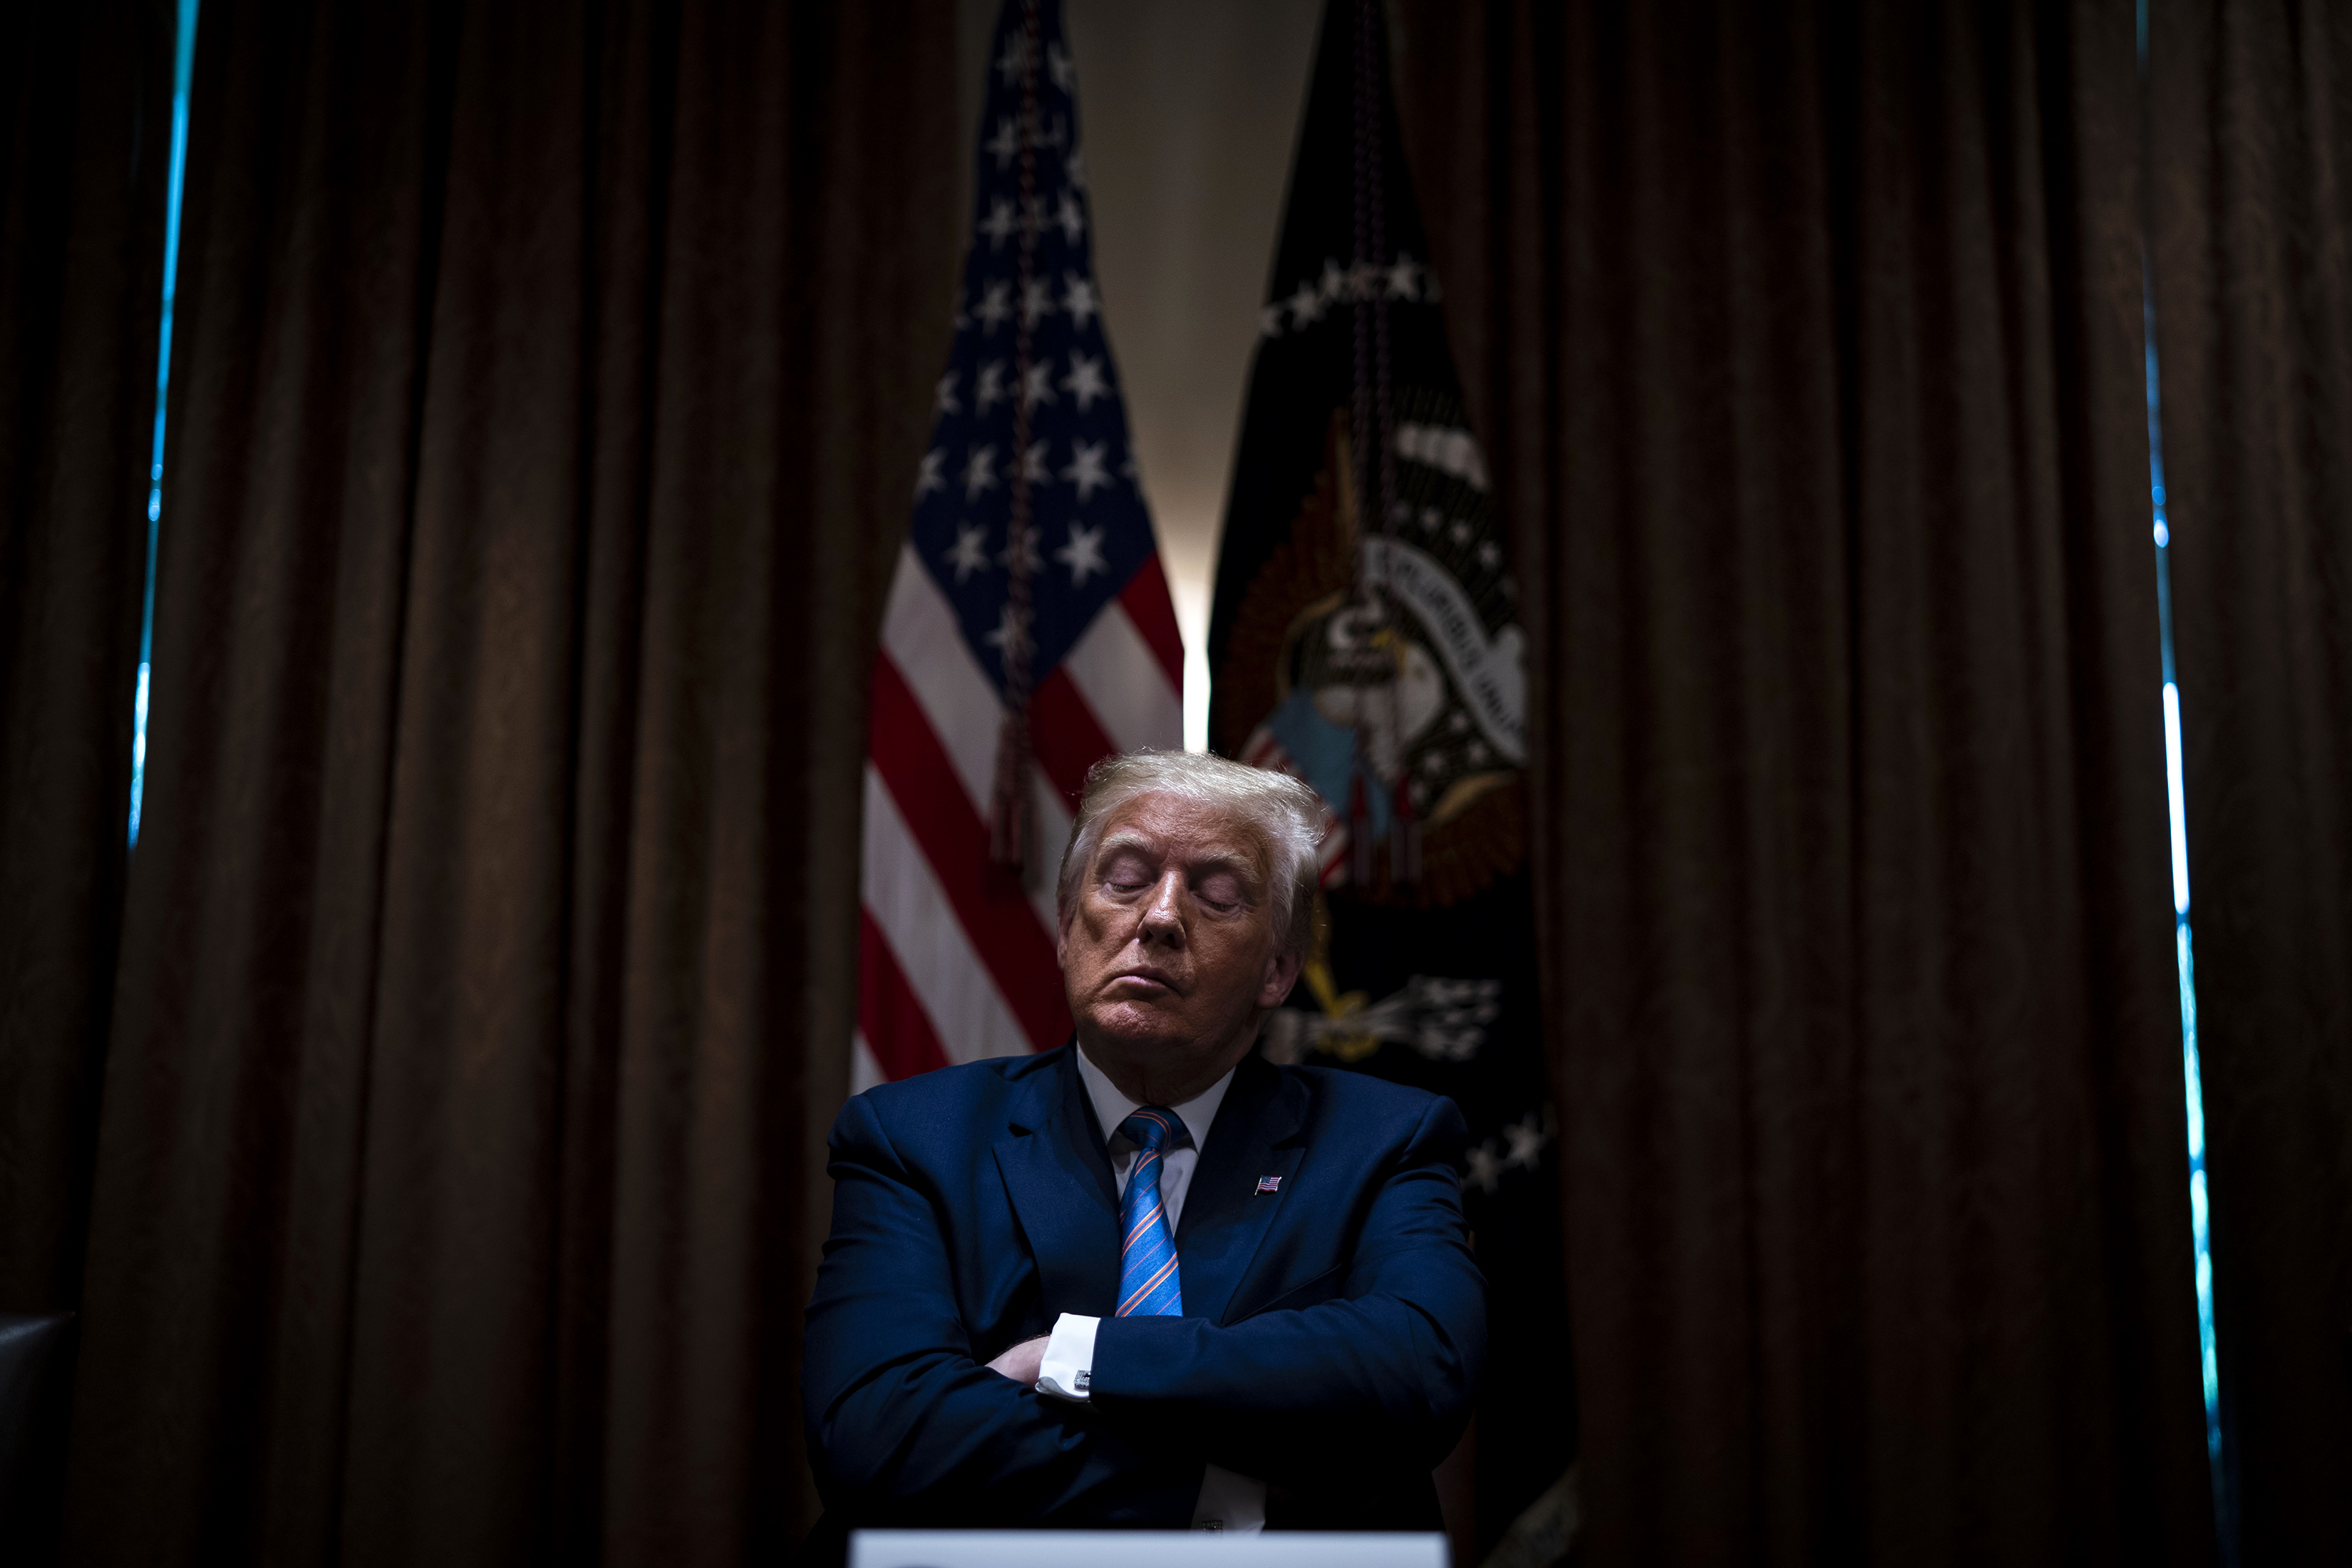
[1194,872,1247,912]
[1100,847,1155,895]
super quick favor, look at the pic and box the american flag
[855,0,1182,1093]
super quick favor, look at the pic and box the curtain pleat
[2148,4,2352,1559]
[0,1,168,1319]
[1396,4,2217,1563]
[60,1,956,1562]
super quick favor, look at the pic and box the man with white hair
[803,749,1486,1541]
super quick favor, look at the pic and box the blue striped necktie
[1115,1108,1185,1317]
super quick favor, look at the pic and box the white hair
[1054,748,1325,959]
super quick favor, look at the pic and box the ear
[1257,944,1303,1009]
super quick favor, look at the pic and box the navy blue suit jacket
[800,1043,1486,1532]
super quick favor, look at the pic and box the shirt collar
[1072,1042,1235,1154]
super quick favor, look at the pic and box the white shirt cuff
[1192,1463,1268,1533]
[1033,1311,1098,1402]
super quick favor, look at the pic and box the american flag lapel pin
[1256,1176,1282,1194]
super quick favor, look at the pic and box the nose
[1136,869,1187,946]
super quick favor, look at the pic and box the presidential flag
[1210,0,1577,1553]
[856,0,1182,1093]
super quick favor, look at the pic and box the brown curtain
[0,2,167,1316]
[2149,4,2352,1560]
[1395,3,2218,1564]
[58,0,956,1561]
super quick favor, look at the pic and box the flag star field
[908,22,1163,698]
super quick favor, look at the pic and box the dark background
[4,1,2346,1564]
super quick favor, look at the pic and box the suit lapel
[1174,1053,1308,1326]
[993,1046,1123,1319]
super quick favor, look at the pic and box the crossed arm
[801,1093,1485,1524]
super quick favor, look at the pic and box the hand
[985,1334,1051,1387]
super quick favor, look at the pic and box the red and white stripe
[855,545,1183,1090]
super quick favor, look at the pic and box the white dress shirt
[1031,1046,1267,1533]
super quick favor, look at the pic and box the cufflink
[1075,1369,1090,1391]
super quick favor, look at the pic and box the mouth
[1107,965,1181,996]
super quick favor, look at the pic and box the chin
[1083,1002,1187,1047]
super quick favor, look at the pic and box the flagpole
[990,0,1046,875]
[1347,0,1416,886]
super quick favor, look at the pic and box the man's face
[1059,791,1301,1100]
